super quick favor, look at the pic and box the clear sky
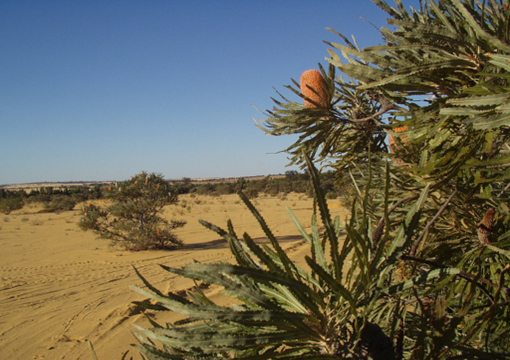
[0,0,420,185]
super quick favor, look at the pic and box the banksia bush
[300,69,329,108]
[131,158,510,359]
[127,0,510,358]
[131,159,407,359]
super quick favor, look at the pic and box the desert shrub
[0,197,24,215]
[46,195,76,212]
[128,1,510,359]
[325,191,337,199]
[214,183,234,195]
[79,172,186,251]
[243,186,259,199]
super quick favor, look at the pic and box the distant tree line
[168,170,347,199]
[0,170,348,215]
[0,185,103,214]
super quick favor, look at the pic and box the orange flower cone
[389,125,409,165]
[389,126,409,153]
[300,69,329,108]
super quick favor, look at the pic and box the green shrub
[325,191,337,199]
[79,172,186,251]
[0,197,24,215]
[46,195,76,212]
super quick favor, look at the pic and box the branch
[401,255,504,303]
[497,182,510,198]
[409,189,458,256]
[352,92,408,123]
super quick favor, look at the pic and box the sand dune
[0,193,347,359]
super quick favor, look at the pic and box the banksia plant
[131,157,510,359]
[478,207,496,244]
[258,64,391,170]
[300,69,330,108]
[125,0,510,358]
[131,158,404,358]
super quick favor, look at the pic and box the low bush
[0,197,24,215]
[78,172,186,251]
[46,195,76,212]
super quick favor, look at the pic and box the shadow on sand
[182,234,305,251]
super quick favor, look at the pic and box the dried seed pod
[300,69,329,108]
[478,207,496,244]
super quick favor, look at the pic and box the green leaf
[305,256,357,313]
[238,191,299,279]
[486,244,510,259]
[469,112,510,129]
[385,267,462,295]
[445,93,510,107]
[304,153,340,280]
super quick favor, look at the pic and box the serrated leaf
[445,93,509,107]
[469,112,510,129]
[385,268,462,295]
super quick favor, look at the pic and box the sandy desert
[0,192,347,360]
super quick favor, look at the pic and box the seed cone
[300,69,329,108]
[478,207,496,244]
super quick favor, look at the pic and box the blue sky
[0,0,420,185]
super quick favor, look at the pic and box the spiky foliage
[131,157,509,359]
[263,0,510,280]
[257,64,393,171]
[129,1,510,359]
[79,172,185,251]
